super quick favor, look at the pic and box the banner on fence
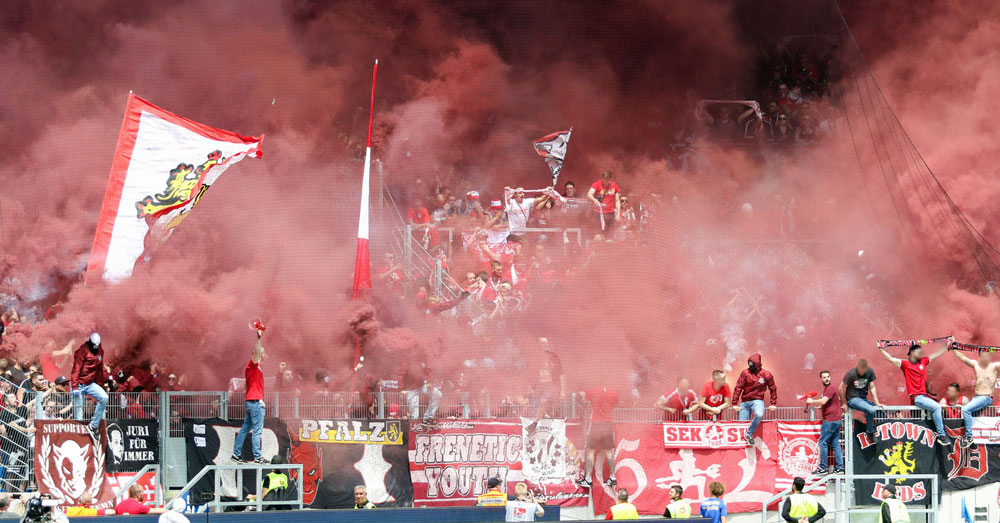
[288,418,412,508]
[662,421,752,449]
[34,420,114,507]
[967,417,1000,445]
[775,421,823,492]
[186,418,412,509]
[105,419,159,473]
[852,419,940,504]
[408,419,588,507]
[593,420,823,516]
[184,418,288,504]
[942,420,1000,491]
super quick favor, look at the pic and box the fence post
[273,391,280,419]
[434,259,443,295]
[405,224,414,274]
[377,390,386,419]
[159,392,169,485]
[219,391,228,421]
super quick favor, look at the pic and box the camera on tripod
[22,494,60,523]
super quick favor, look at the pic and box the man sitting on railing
[70,333,109,441]
[732,353,777,447]
[950,348,1000,448]
[879,343,950,446]
[698,370,732,420]
[840,359,883,441]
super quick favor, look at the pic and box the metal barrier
[169,463,303,512]
[759,474,938,523]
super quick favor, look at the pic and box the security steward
[247,456,290,510]
[781,476,826,523]
[880,484,910,523]
[663,484,692,518]
[606,488,639,520]
[476,477,508,507]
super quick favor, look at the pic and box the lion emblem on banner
[879,442,916,483]
[135,150,223,218]
[37,435,106,504]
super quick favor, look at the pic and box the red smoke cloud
[0,0,996,403]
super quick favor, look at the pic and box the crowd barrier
[46,506,560,523]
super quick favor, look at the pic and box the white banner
[662,421,752,449]
[521,418,568,479]
[87,94,262,281]
[970,416,1000,444]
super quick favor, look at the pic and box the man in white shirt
[505,483,544,522]
[505,187,536,231]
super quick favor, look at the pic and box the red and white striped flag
[532,128,572,185]
[86,94,263,281]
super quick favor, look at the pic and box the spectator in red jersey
[231,327,267,464]
[375,252,406,296]
[806,370,844,474]
[579,386,620,489]
[40,339,74,382]
[587,171,621,231]
[938,383,968,418]
[656,377,699,420]
[71,333,109,440]
[879,343,950,445]
[732,353,777,446]
[114,484,165,515]
[698,370,733,418]
[481,261,504,302]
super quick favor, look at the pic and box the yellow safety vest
[262,472,288,498]
[476,490,507,507]
[881,498,910,523]
[788,493,819,519]
[609,502,639,519]
[666,499,692,518]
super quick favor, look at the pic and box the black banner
[851,419,940,505]
[288,418,413,508]
[106,419,159,473]
[184,418,412,509]
[852,418,1000,503]
[184,418,291,505]
[941,420,1000,491]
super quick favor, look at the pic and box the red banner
[663,421,751,449]
[594,421,822,516]
[34,421,114,508]
[407,420,588,507]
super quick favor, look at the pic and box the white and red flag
[86,94,263,281]
[532,128,572,185]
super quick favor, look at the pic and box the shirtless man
[951,348,1000,448]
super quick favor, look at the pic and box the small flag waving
[532,128,572,185]
[86,94,263,281]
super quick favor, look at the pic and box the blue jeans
[848,397,878,432]
[738,400,765,438]
[407,385,442,420]
[961,395,993,438]
[233,400,264,460]
[913,395,945,437]
[73,383,108,430]
[817,420,843,469]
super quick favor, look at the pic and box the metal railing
[169,463,303,512]
[760,474,938,523]
[112,464,164,508]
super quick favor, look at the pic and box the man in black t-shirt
[839,359,883,438]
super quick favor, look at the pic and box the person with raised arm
[231,325,267,464]
[951,347,1000,448]
[879,343,950,445]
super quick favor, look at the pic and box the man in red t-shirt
[587,171,621,231]
[806,370,844,474]
[879,343,950,445]
[698,370,733,418]
[232,328,267,464]
[114,484,165,515]
[656,377,699,420]
[580,386,619,489]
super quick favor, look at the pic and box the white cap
[169,498,187,512]
[89,333,101,346]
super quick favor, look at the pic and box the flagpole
[352,58,378,300]
[351,59,378,384]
